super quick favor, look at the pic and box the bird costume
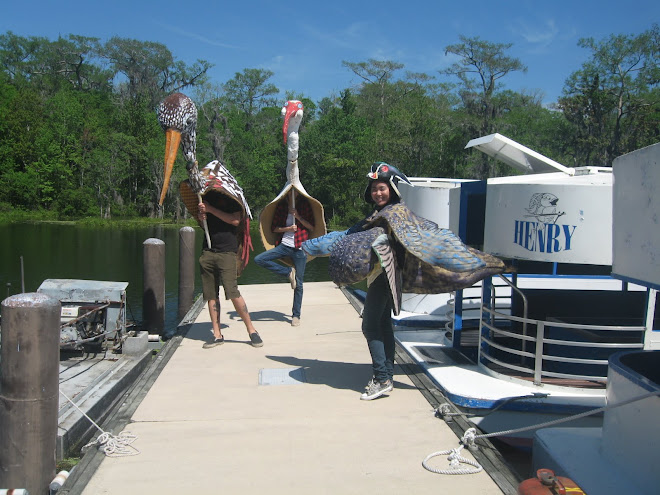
[303,162,506,314]
[157,92,253,274]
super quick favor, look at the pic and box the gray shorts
[199,250,241,301]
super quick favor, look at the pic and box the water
[0,222,330,333]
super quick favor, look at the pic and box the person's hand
[290,224,298,232]
[198,202,207,221]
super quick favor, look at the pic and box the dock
[60,282,515,494]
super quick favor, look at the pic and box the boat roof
[465,133,576,175]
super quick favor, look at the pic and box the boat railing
[478,278,646,387]
[445,279,512,334]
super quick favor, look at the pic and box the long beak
[159,128,181,206]
[282,105,298,144]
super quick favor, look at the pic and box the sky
[2,0,658,106]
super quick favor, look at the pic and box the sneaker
[249,332,263,347]
[291,316,300,327]
[202,336,224,349]
[288,268,297,289]
[360,378,393,400]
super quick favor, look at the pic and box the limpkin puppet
[258,100,326,258]
[303,162,506,315]
[157,92,253,273]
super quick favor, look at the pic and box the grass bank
[0,209,198,229]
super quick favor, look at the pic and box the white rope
[425,390,660,475]
[422,429,483,475]
[59,389,140,457]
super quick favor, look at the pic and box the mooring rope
[59,389,140,457]
[424,389,660,475]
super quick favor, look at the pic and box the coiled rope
[424,389,660,475]
[423,428,483,475]
[59,389,140,457]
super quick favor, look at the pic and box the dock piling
[0,293,61,495]
[178,226,196,320]
[143,238,165,335]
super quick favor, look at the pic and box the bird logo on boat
[524,193,565,224]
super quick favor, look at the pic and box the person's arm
[292,206,313,231]
[272,202,296,233]
[198,201,241,226]
[290,198,314,231]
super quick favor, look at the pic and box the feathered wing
[369,204,486,272]
[326,202,506,294]
[371,233,402,316]
[206,160,252,220]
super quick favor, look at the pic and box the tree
[223,68,279,131]
[0,32,111,94]
[342,59,404,120]
[102,37,211,107]
[194,83,232,162]
[558,24,659,166]
[442,36,527,178]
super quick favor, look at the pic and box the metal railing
[478,275,647,386]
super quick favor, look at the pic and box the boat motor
[37,279,129,352]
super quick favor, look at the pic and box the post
[0,293,61,495]
[178,226,196,320]
[143,238,165,335]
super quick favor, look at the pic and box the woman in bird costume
[303,162,506,400]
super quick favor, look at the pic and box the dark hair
[367,179,400,209]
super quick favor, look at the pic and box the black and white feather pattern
[203,160,252,219]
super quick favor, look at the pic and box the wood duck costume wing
[303,203,506,316]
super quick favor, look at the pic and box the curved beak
[282,104,302,144]
[159,128,181,206]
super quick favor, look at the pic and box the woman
[303,161,506,401]
[357,162,411,400]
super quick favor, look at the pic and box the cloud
[154,21,241,50]
[511,18,560,52]
[301,21,375,52]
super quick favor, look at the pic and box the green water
[0,222,330,333]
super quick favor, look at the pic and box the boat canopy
[465,133,575,176]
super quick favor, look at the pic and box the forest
[0,26,658,228]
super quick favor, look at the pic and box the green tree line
[0,26,657,227]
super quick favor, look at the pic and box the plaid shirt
[272,196,314,249]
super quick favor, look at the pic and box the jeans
[361,273,394,383]
[254,244,307,318]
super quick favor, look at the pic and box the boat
[387,134,659,448]
[37,279,154,459]
[529,142,660,494]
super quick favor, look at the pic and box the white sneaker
[288,268,297,289]
[360,379,393,400]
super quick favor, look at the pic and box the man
[255,189,314,326]
[198,195,263,348]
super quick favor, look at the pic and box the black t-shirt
[204,192,241,252]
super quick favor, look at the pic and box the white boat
[391,134,659,449]
[530,142,660,494]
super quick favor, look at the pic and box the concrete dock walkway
[67,282,505,494]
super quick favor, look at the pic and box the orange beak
[159,128,181,206]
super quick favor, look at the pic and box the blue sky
[2,1,658,106]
